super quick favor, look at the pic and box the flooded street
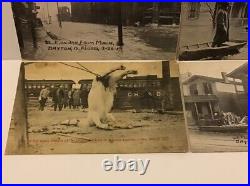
[21,21,179,60]
[188,126,248,152]
[179,14,248,60]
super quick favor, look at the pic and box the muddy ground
[6,106,188,154]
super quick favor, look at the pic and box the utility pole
[117,3,124,46]
[57,2,62,28]
[28,3,37,48]
[152,3,159,25]
[47,2,51,24]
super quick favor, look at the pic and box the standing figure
[68,88,74,109]
[39,86,50,111]
[72,89,81,109]
[53,85,65,111]
[63,89,69,109]
[80,88,89,109]
[212,3,230,47]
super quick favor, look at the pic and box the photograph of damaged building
[5,61,188,154]
[180,61,248,152]
[11,2,181,60]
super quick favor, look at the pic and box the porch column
[208,101,214,120]
[194,102,199,120]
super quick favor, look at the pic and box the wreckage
[198,112,248,133]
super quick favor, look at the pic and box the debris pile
[28,118,146,133]
[222,112,247,126]
[28,119,89,135]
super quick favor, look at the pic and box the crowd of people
[38,85,89,111]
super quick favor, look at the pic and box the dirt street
[6,106,188,154]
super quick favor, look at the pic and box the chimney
[221,72,229,83]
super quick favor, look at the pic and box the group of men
[38,85,88,111]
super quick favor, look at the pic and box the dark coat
[53,88,65,103]
[73,89,81,106]
[213,9,229,46]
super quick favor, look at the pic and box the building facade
[78,75,182,111]
[226,62,248,115]
[182,68,247,125]
[71,2,181,25]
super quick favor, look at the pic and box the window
[190,84,198,95]
[156,91,161,97]
[188,3,200,19]
[203,82,213,95]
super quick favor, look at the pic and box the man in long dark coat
[53,85,65,111]
[212,3,230,47]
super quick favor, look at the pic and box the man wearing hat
[39,86,50,111]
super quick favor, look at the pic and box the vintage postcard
[179,61,248,152]
[178,2,248,61]
[12,2,181,60]
[5,61,189,154]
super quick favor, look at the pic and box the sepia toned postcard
[178,2,248,61]
[11,2,181,60]
[179,61,248,152]
[5,61,189,154]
